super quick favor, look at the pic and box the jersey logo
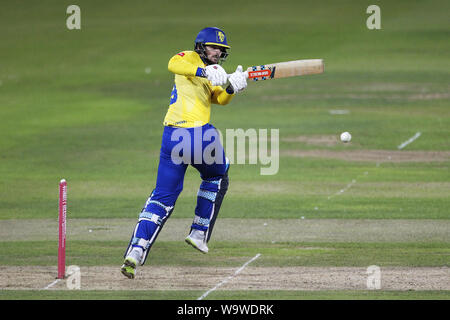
[216,31,225,43]
[177,52,185,57]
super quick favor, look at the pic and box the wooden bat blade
[246,59,324,81]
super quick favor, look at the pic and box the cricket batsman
[121,27,248,279]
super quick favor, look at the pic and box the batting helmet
[194,27,230,65]
[195,27,230,49]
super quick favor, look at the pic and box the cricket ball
[340,131,352,143]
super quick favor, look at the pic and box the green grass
[0,0,449,300]
[1,290,448,300]
[1,158,449,219]
[1,241,448,267]
[206,290,450,300]
[0,290,199,300]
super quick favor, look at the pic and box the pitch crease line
[197,253,261,300]
[398,132,421,150]
[42,279,61,290]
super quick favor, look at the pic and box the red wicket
[58,179,67,279]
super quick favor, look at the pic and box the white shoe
[121,256,137,279]
[185,229,209,253]
[121,247,143,279]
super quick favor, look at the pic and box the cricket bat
[245,59,324,81]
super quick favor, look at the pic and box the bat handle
[226,70,249,79]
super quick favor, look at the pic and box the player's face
[205,45,223,64]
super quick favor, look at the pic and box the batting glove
[204,64,228,86]
[227,65,248,94]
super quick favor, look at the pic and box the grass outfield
[0,0,449,300]
[1,290,449,300]
[1,241,450,267]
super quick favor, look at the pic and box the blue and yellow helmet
[194,27,230,65]
[195,27,230,49]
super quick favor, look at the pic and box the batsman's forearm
[212,88,234,105]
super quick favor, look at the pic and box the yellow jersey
[163,51,234,128]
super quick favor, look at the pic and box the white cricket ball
[340,131,352,143]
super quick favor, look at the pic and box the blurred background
[0,0,448,221]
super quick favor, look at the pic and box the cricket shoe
[185,229,209,253]
[121,256,138,279]
[121,247,143,279]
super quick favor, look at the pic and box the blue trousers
[125,124,229,263]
